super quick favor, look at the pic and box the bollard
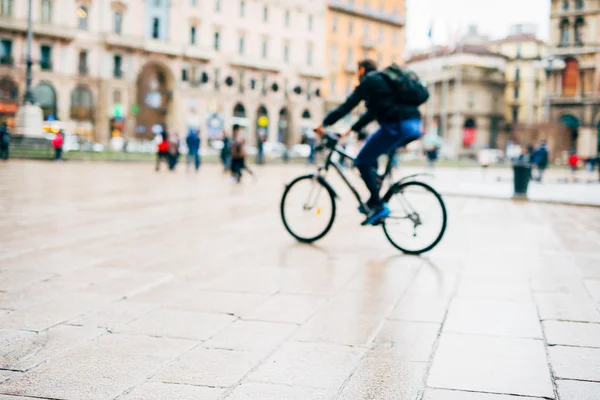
[513,162,532,199]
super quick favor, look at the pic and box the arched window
[70,85,94,121]
[574,17,584,46]
[560,19,570,46]
[562,58,579,97]
[233,103,245,117]
[575,0,584,9]
[278,107,289,143]
[113,11,123,34]
[562,0,569,10]
[32,82,57,120]
[301,109,311,119]
[41,0,52,23]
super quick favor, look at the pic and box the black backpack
[380,63,430,107]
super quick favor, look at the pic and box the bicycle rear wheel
[382,181,447,254]
[281,175,336,243]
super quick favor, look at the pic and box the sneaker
[361,203,390,226]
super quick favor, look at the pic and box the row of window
[331,16,399,44]
[559,17,585,47]
[329,44,390,67]
[561,0,585,10]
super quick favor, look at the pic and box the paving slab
[225,382,337,400]
[428,333,554,398]
[152,347,263,387]
[119,382,225,400]
[248,342,364,389]
[0,325,104,371]
[242,293,326,324]
[0,334,196,400]
[443,298,542,339]
[423,389,548,399]
[68,300,157,330]
[117,308,236,340]
[204,320,297,353]
[338,357,427,400]
[556,379,600,400]
[549,345,600,381]
[534,293,600,322]
[543,320,600,348]
[371,320,440,362]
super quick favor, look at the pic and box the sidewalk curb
[440,191,600,208]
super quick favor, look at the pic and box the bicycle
[280,132,447,255]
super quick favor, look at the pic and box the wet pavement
[0,161,599,400]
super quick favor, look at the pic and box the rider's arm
[322,85,365,127]
[351,110,375,133]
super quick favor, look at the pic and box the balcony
[144,39,183,56]
[33,22,76,41]
[183,46,213,62]
[229,55,282,72]
[40,60,52,71]
[102,33,143,50]
[0,17,26,34]
[0,56,13,66]
[297,66,328,79]
[551,42,600,56]
[328,1,405,27]
[343,63,357,73]
[361,38,377,50]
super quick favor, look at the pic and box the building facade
[547,0,600,157]
[323,0,405,131]
[488,24,548,127]
[0,0,326,146]
[407,46,507,155]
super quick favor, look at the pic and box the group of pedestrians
[156,129,202,172]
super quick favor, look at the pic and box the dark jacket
[186,131,200,154]
[323,70,421,132]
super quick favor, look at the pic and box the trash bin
[513,162,531,199]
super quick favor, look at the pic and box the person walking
[230,124,254,183]
[0,122,10,161]
[186,128,201,172]
[533,140,549,182]
[220,132,231,173]
[52,130,64,161]
[256,131,265,165]
[155,132,169,171]
[568,151,579,182]
[168,132,180,171]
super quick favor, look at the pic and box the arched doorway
[33,82,57,121]
[278,107,289,144]
[136,62,173,138]
[463,117,476,148]
[300,109,312,144]
[0,77,19,129]
[560,114,580,152]
[256,105,268,142]
[232,103,248,128]
[70,85,94,138]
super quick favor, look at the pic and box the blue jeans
[187,152,200,170]
[354,119,422,206]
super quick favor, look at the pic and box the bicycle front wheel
[281,175,336,243]
[382,181,447,255]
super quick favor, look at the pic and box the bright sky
[406,0,551,51]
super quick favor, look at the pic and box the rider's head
[357,59,377,80]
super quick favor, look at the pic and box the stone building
[0,0,326,146]
[323,0,405,131]
[488,24,548,127]
[406,46,507,155]
[547,0,600,157]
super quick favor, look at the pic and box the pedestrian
[52,130,64,161]
[256,131,265,165]
[306,130,317,165]
[168,132,180,170]
[220,132,231,173]
[155,132,169,171]
[425,146,438,169]
[186,128,201,172]
[230,124,254,183]
[533,140,549,182]
[0,122,10,161]
[568,151,579,182]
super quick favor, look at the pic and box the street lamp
[23,0,35,104]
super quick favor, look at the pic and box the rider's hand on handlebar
[313,124,325,136]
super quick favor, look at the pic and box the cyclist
[314,59,424,226]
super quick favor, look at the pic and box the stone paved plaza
[0,161,599,400]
